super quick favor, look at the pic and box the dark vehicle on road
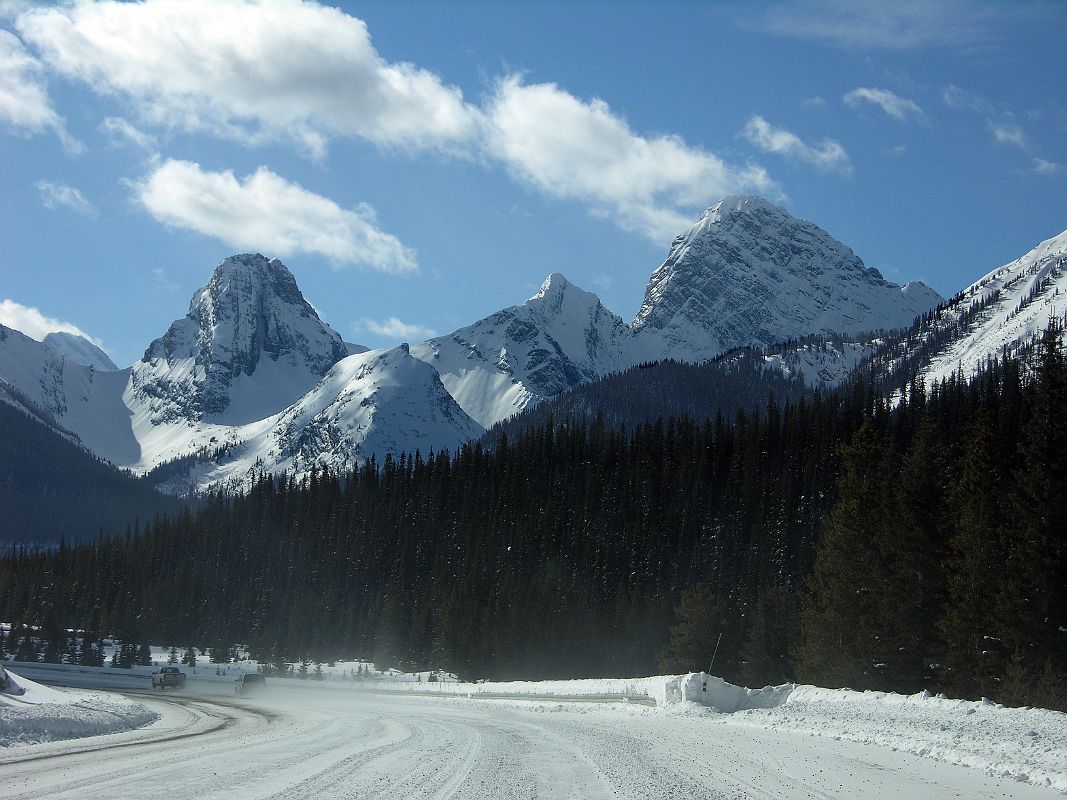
[235,672,266,696]
[151,666,186,689]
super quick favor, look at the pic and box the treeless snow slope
[2,678,1063,799]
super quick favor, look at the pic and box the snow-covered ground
[4,663,1065,797]
[0,667,157,747]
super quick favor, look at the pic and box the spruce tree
[1002,321,1067,705]
[795,421,895,690]
[740,585,800,687]
[938,409,1008,698]
[658,584,738,676]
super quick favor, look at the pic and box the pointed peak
[530,272,574,300]
[211,253,290,280]
[701,195,787,223]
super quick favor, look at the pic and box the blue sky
[1,0,1065,367]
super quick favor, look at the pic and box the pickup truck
[151,666,187,689]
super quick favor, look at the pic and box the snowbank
[734,684,1067,795]
[0,668,158,747]
[374,673,1067,793]
[371,672,791,710]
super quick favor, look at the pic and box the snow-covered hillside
[173,345,483,493]
[631,196,943,363]
[0,257,483,492]
[411,274,633,427]
[417,197,943,428]
[0,198,970,489]
[918,228,1067,386]
[41,332,117,371]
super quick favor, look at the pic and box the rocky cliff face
[411,273,633,428]
[631,196,943,362]
[131,254,349,426]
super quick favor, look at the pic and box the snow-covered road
[1,681,1061,800]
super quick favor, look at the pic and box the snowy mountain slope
[42,332,117,371]
[168,345,483,493]
[916,228,1067,386]
[758,338,881,389]
[415,198,942,429]
[631,196,943,363]
[411,273,633,427]
[0,324,139,460]
[0,257,485,491]
[129,254,349,428]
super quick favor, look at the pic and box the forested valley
[2,325,1065,711]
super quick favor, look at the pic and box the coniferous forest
[2,326,1065,710]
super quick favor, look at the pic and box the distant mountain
[131,253,349,427]
[411,273,633,427]
[631,196,943,363]
[0,256,483,495]
[0,197,972,501]
[419,197,943,428]
[42,332,117,371]
[164,345,482,494]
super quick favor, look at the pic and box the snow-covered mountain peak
[700,194,786,224]
[132,254,349,426]
[42,332,117,371]
[630,197,943,362]
[412,275,632,428]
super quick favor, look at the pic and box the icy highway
[1,680,1060,800]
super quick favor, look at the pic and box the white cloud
[800,96,827,108]
[0,29,80,152]
[0,298,102,345]
[359,317,435,341]
[1032,158,1065,176]
[989,120,1028,150]
[100,116,157,150]
[941,83,991,113]
[751,1,1007,51]
[742,115,851,176]
[16,0,479,158]
[131,159,417,274]
[485,76,777,243]
[35,180,96,215]
[844,87,924,121]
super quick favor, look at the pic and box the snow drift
[0,668,158,747]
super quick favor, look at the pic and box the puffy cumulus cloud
[0,298,102,345]
[358,317,436,341]
[742,116,851,176]
[844,87,924,121]
[485,77,777,243]
[16,0,479,158]
[131,159,418,274]
[0,29,80,151]
[35,180,96,215]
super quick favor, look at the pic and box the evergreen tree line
[0,400,187,545]
[1,325,1064,709]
